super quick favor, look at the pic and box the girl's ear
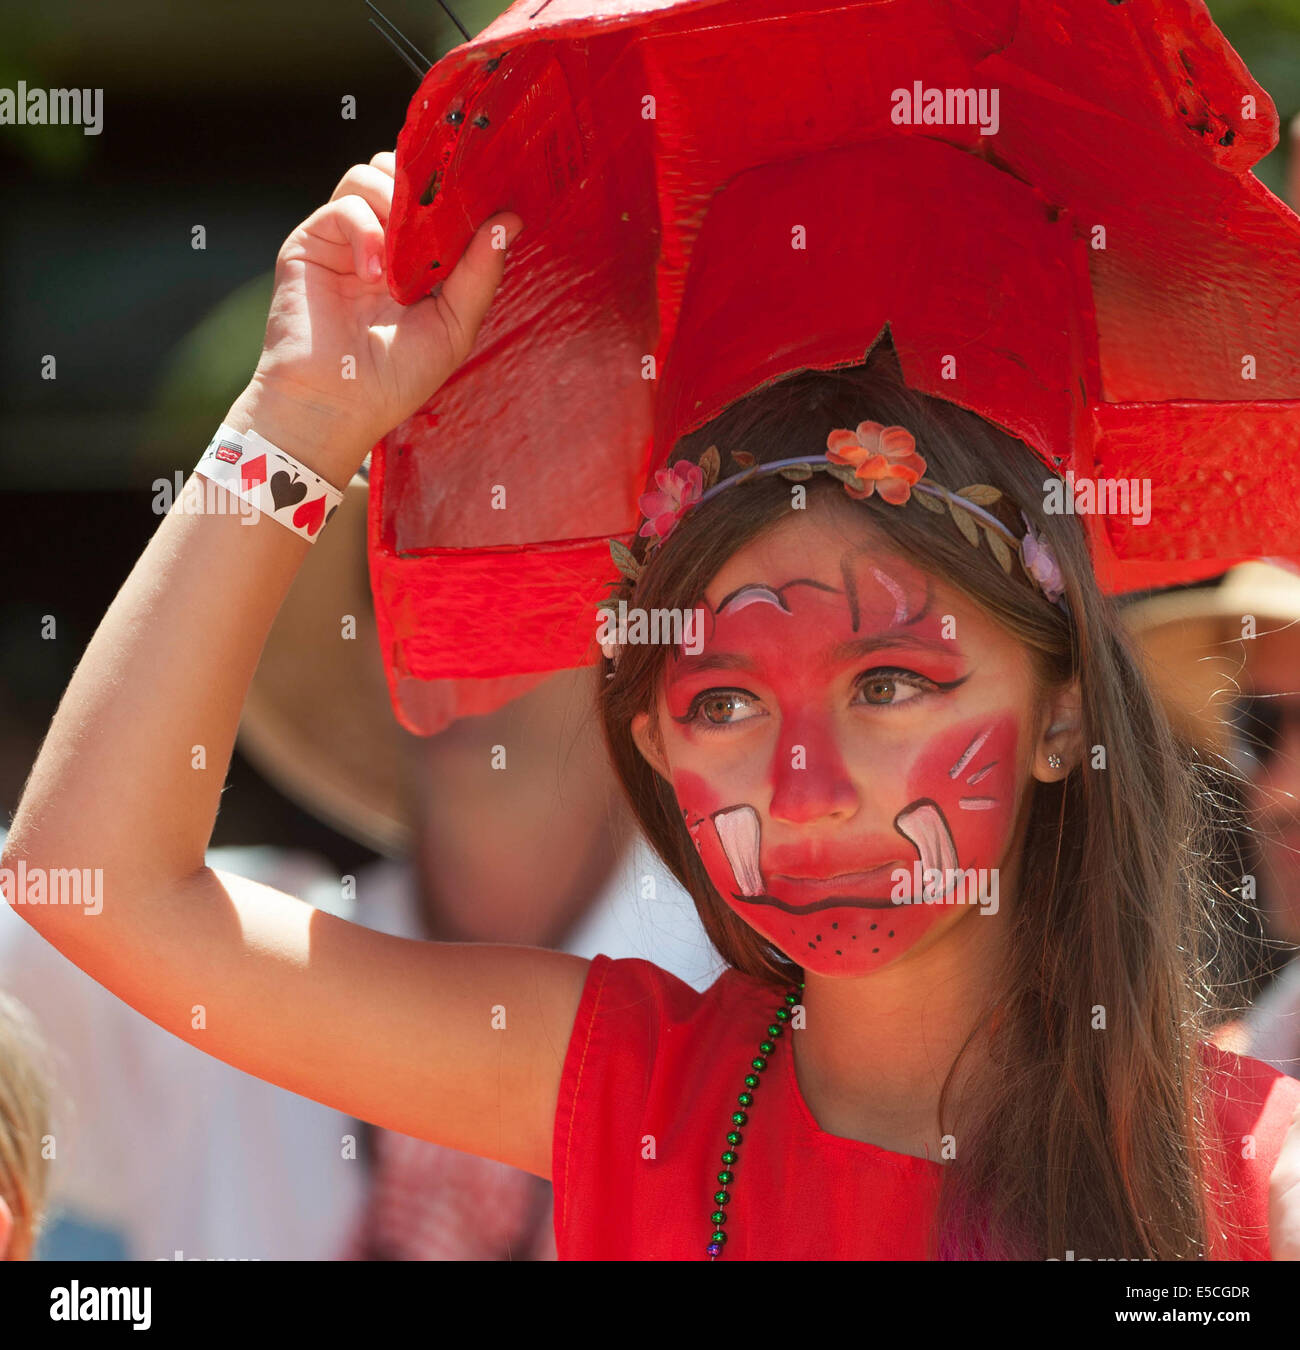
[631,709,673,781]
[1033,678,1084,781]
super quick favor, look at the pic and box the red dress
[552,954,1300,1260]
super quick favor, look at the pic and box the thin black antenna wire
[432,0,472,43]
[364,1,436,71]
[367,17,428,80]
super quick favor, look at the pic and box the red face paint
[662,546,1026,976]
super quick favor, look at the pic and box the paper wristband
[194,424,345,542]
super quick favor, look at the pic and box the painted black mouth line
[731,892,901,915]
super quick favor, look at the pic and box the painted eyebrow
[669,629,962,679]
[715,578,838,613]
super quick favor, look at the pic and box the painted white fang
[896,802,960,898]
[713,805,764,896]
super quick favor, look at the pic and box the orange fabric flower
[825,422,927,504]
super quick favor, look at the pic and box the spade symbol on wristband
[270,470,308,512]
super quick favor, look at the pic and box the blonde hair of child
[0,992,51,1259]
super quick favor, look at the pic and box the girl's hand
[242,149,522,475]
[1270,1097,1300,1259]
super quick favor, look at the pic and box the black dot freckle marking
[872,947,879,954]
[888,931,894,938]
[835,949,842,955]
[815,933,821,942]
[808,941,816,950]
[851,934,857,940]
[831,922,838,929]
[870,923,877,930]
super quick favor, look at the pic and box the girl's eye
[677,667,965,727]
[854,667,941,706]
[682,690,764,728]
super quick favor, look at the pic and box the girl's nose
[767,710,859,825]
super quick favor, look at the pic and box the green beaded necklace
[706,977,805,1259]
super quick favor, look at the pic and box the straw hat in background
[1121,562,1300,760]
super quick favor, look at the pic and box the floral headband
[603,422,1068,636]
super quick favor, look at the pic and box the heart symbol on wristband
[270,471,308,512]
[294,495,328,537]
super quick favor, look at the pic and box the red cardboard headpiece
[371,0,1300,735]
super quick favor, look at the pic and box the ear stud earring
[1047,754,1063,770]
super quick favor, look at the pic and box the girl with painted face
[5,155,1299,1266]
[596,343,1299,1260]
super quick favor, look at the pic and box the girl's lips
[766,862,905,905]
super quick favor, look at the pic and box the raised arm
[1,155,587,1180]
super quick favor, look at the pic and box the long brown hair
[598,337,1237,1259]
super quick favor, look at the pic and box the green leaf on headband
[956,484,1003,506]
[826,462,860,487]
[730,450,757,469]
[778,463,814,481]
[609,538,642,581]
[698,445,721,489]
[984,527,1013,573]
[912,485,947,513]
[948,499,981,547]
